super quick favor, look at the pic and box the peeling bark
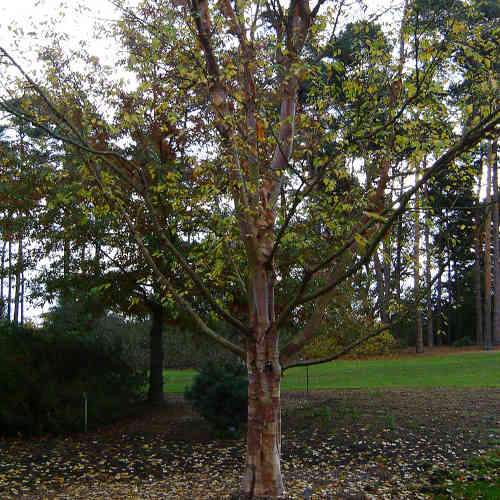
[241,333,283,498]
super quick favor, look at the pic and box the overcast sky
[1,0,397,54]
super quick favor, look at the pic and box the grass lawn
[164,351,500,393]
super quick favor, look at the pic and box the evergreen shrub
[0,320,145,436]
[185,361,248,435]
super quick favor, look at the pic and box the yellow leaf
[256,120,265,142]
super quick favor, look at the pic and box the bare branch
[282,262,448,369]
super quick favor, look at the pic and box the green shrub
[452,336,475,347]
[0,320,145,436]
[185,361,248,435]
[301,330,397,359]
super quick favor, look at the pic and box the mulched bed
[0,388,498,499]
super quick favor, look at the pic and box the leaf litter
[0,388,498,499]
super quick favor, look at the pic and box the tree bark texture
[0,240,5,318]
[241,332,283,498]
[414,166,424,353]
[436,263,443,346]
[374,252,390,324]
[447,256,452,345]
[474,222,483,345]
[13,238,22,324]
[394,177,404,338]
[20,269,24,325]
[491,141,499,345]
[483,142,493,349]
[474,157,484,345]
[241,252,283,497]
[424,192,433,347]
[7,239,12,321]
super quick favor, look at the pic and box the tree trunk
[454,260,463,340]
[492,141,499,345]
[436,262,443,346]
[424,192,433,347]
[382,238,391,320]
[241,334,283,498]
[7,239,12,321]
[13,238,22,325]
[0,240,5,318]
[20,269,24,325]
[414,165,424,353]
[475,151,484,345]
[394,185,403,338]
[474,222,483,345]
[447,256,452,345]
[374,251,389,323]
[241,254,284,498]
[148,304,165,405]
[483,142,493,350]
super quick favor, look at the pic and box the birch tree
[1,0,499,495]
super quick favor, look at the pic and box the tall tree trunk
[454,260,463,340]
[63,238,70,278]
[13,238,22,325]
[436,262,443,346]
[424,190,433,347]
[492,141,499,345]
[94,240,101,275]
[148,304,165,405]
[474,222,483,345]
[382,238,391,319]
[20,269,24,326]
[414,165,424,353]
[475,157,484,345]
[447,255,452,345]
[374,252,389,323]
[7,239,12,321]
[0,240,5,318]
[483,142,493,350]
[394,179,404,338]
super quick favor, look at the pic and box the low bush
[185,361,247,435]
[452,335,475,347]
[0,321,145,436]
[301,329,397,360]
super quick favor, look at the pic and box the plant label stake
[83,392,88,433]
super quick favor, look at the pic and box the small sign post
[83,392,88,433]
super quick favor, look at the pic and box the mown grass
[164,351,500,394]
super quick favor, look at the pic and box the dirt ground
[0,388,499,499]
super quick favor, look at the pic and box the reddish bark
[241,333,283,498]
